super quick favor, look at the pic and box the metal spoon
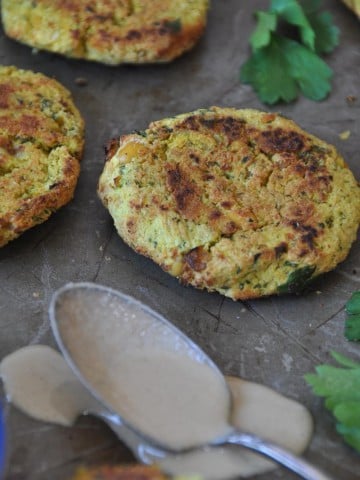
[49,282,333,480]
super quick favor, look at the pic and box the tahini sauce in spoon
[53,286,232,450]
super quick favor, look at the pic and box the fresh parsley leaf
[305,364,360,410]
[283,37,332,100]
[345,291,360,341]
[345,314,360,341]
[331,350,360,368]
[335,402,360,428]
[250,11,277,50]
[240,0,339,104]
[305,352,360,453]
[270,0,315,50]
[346,291,360,314]
[240,35,298,104]
[306,11,340,54]
[240,34,332,104]
[336,417,360,451]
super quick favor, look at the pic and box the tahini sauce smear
[0,345,94,426]
[0,285,313,479]
[0,346,313,479]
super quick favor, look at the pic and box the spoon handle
[221,431,333,480]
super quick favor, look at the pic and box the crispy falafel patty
[0,66,84,247]
[1,0,209,65]
[71,465,168,480]
[98,107,360,300]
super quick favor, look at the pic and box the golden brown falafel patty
[71,464,168,480]
[98,107,360,300]
[0,66,84,247]
[1,0,209,65]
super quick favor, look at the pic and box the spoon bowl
[49,282,333,480]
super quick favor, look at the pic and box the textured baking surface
[0,1,359,479]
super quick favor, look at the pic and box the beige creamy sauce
[0,286,313,478]
[0,345,94,426]
[0,346,313,479]
[54,288,231,449]
[89,348,232,449]
[160,376,313,479]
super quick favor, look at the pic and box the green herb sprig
[305,351,360,452]
[240,0,340,104]
[345,291,360,341]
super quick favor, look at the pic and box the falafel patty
[71,465,168,480]
[1,0,209,65]
[0,66,84,247]
[98,107,360,300]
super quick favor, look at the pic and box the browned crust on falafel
[1,0,209,64]
[98,107,360,300]
[0,66,84,247]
